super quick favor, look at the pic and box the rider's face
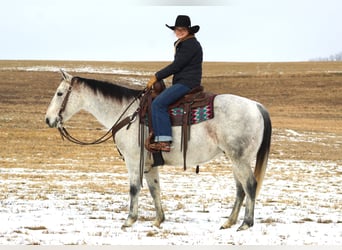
[174,27,190,39]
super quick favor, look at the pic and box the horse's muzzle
[45,117,53,127]
[45,117,59,128]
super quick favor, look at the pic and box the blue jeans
[151,83,191,142]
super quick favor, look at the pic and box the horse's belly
[162,123,223,166]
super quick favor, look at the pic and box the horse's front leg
[145,166,165,227]
[122,162,141,228]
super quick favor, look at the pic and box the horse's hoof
[121,222,133,230]
[122,216,137,229]
[220,219,235,230]
[153,214,165,228]
[152,221,161,228]
[237,222,253,231]
[220,224,232,230]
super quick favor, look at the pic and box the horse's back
[161,93,265,166]
[213,94,263,125]
[214,93,259,109]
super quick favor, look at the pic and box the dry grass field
[0,60,341,244]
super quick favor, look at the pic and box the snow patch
[0,158,341,245]
[0,65,152,76]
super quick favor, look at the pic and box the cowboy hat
[166,15,200,34]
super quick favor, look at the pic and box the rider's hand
[146,75,157,89]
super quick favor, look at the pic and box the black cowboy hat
[166,15,200,34]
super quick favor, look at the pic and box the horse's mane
[73,76,142,102]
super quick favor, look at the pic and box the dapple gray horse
[45,70,271,231]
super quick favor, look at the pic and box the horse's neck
[82,88,137,129]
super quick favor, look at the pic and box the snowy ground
[0,155,341,245]
[0,65,152,76]
[0,65,149,87]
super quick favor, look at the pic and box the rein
[57,111,137,145]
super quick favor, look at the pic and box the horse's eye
[57,92,63,97]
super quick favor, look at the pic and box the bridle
[57,78,74,127]
[57,77,146,146]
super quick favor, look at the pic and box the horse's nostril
[45,117,50,125]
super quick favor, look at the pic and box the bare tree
[310,51,342,61]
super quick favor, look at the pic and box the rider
[146,15,203,152]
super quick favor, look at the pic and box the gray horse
[45,70,272,231]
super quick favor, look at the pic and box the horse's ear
[60,69,73,82]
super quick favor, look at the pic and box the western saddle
[139,80,216,170]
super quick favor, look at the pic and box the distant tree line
[310,51,342,61]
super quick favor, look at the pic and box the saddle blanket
[169,94,216,126]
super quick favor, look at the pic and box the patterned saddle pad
[169,93,216,126]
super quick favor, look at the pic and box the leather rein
[57,78,146,146]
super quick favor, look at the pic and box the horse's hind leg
[145,166,165,227]
[237,176,257,231]
[220,173,245,229]
[222,160,257,231]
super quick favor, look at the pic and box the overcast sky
[1,0,341,62]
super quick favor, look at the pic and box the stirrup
[144,132,158,153]
[149,142,171,152]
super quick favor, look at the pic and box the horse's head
[45,70,82,128]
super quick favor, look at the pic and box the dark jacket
[155,36,203,89]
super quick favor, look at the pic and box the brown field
[0,60,341,244]
[1,60,341,165]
